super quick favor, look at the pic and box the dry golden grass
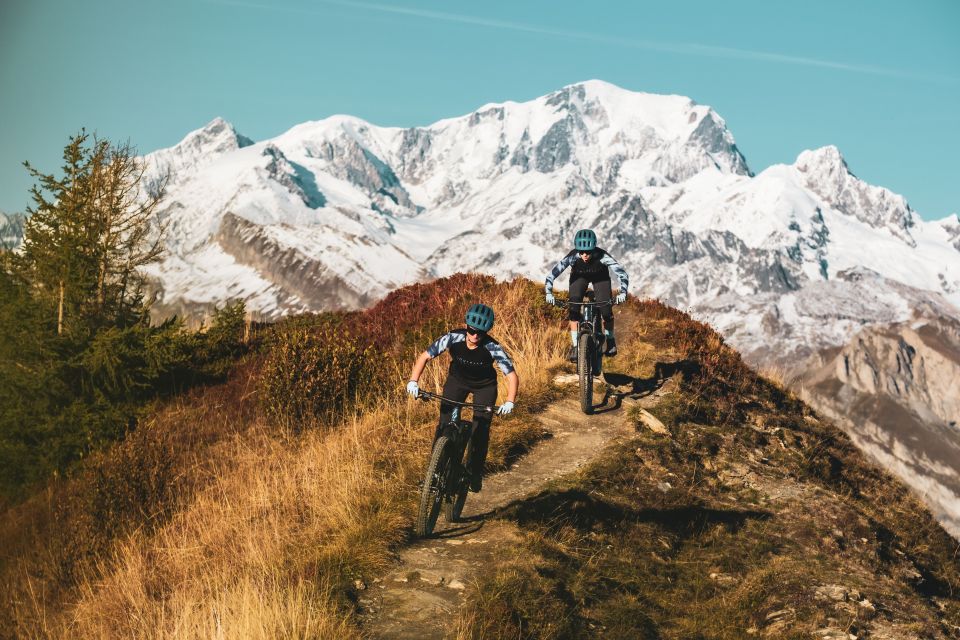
[757,362,797,391]
[4,275,568,638]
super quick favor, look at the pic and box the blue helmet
[465,303,495,332]
[573,229,597,252]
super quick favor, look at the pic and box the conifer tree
[17,132,167,337]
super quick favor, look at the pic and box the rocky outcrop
[801,315,960,536]
[261,145,326,209]
[215,212,408,313]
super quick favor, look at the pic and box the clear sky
[1,0,957,219]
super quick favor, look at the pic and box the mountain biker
[544,229,629,362]
[405,303,520,492]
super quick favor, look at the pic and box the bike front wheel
[444,439,471,523]
[416,436,454,537]
[578,335,594,414]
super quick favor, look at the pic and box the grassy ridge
[453,300,960,638]
[0,274,565,638]
[3,278,958,638]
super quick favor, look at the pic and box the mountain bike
[552,294,619,415]
[414,389,500,538]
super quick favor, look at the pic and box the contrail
[204,0,956,84]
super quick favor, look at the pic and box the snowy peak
[146,117,254,183]
[169,117,253,163]
[794,145,916,245]
[133,81,960,542]
[796,145,849,177]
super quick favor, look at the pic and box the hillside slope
[1,276,957,638]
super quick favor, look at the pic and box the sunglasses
[466,327,486,336]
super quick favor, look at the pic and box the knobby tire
[445,439,472,523]
[416,435,453,537]
[579,335,593,414]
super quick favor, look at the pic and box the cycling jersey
[545,248,629,294]
[426,329,515,386]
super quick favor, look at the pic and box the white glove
[545,292,555,305]
[616,292,627,304]
[497,401,514,415]
[406,380,420,398]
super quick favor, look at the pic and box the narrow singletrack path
[360,372,666,639]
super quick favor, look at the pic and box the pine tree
[86,138,167,327]
[19,132,94,336]
[17,132,167,337]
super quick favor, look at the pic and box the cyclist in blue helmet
[544,229,629,361]
[406,303,520,492]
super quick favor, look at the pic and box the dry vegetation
[452,300,960,639]
[3,278,959,639]
[0,274,564,638]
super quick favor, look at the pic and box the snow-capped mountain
[0,211,25,250]
[140,80,960,535]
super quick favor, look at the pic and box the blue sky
[1,0,957,219]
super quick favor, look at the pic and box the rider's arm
[544,252,577,294]
[408,350,431,383]
[600,252,629,294]
[409,332,460,382]
[505,370,519,403]
[485,342,519,403]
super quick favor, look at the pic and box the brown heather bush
[259,320,386,430]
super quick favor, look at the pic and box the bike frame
[552,294,619,414]
[417,389,497,447]
[552,297,617,375]
[414,389,501,535]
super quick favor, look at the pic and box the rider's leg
[434,376,469,443]
[466,383,498,491]
[593,279,617,354]
[567,277,588,360]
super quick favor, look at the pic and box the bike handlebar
[416,389,500,412]
[550,298,620,308]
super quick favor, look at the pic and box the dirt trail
[359,367,669,639]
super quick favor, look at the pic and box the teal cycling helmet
[573,229,597,252]
[465,303,495,332]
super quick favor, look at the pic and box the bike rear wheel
[416,436,454,537]
[444,439,472,523]
[578,335,593,414]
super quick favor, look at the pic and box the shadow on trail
[499,432,554,470]
[603,359,699,401]
[489,488,771,539]
[430,519,485,539]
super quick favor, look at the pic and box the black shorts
[568,277,613,322]
[434,376,497,475]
